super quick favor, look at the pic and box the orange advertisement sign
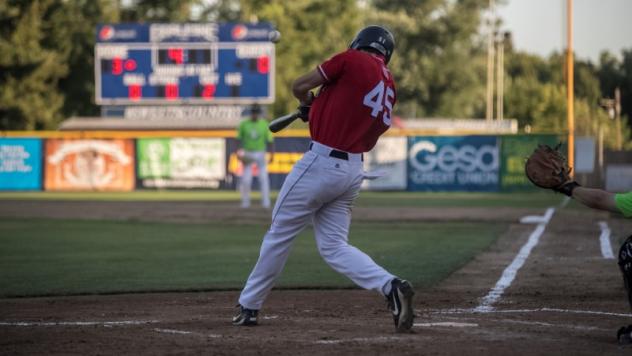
[44,139,135,191]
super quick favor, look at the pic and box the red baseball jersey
[310,49,397,153]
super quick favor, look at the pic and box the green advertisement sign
[137,138,171,178]
[136,138,226,189]
[500,134,564,191]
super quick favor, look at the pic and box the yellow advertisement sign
[228,152,304,176]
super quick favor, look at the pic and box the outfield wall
[0,131,561,192]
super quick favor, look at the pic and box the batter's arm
[292,69,325,105]
[571,186,619,213]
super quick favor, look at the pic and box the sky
[497,0,632,62]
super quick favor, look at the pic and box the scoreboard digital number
[95,23,276,105]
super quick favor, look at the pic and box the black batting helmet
[349,25,395,64]
[251,103,262,115]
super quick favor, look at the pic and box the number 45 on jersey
[363,80,395,126]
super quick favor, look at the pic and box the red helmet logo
[99,26,114,41]
[231,25,248,40]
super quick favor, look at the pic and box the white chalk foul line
[315,336,406,345]
[153,328,223,338]
[0,320,159,327]
[475,207,555,312]
[598,221,615,259]
[414,322,478,328]
[154,328,193,335]
[437,314,609,332]
[488,318,606,331]
[428,307,632,318]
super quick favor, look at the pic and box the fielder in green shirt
[237,111,274,154]
[236,104,274,209]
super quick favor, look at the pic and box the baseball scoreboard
[95,23,276,105]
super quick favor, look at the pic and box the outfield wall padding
[0,133,562,192]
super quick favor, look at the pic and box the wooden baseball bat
[268,111,300,133]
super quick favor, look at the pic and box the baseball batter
[232,26,415,332]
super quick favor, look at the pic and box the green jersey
[237,119,273,152]
[616,191,632,218]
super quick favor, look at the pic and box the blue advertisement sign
[0,138,42,190]
[407,136,500,192]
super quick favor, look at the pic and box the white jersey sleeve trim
[317,65,330,82]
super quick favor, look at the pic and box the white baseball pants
[240,151,270,208]
[238,141,395,310]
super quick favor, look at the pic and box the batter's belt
[309,141,363,162]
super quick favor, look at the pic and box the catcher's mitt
[525,144,579,196]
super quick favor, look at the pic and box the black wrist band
[555,181,581,197]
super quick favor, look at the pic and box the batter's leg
[240,159,253,208]
[312,180,395,295]
[238,153,320,310]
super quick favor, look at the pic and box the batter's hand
[297,91,314,122]
[297,104,310,122]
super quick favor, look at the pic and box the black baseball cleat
[386,278,415,332]
[232,305,259,326]
[617,325,632,344]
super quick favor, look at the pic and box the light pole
[566,0,575,174]
[615,87,622,150]
[496,32,506,121]
[486,0,495,122]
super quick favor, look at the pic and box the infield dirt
[1,201,632,355]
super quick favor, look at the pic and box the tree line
[0,0,629,147]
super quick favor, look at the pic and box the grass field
[0,218,504,297]
[0,191,566,298]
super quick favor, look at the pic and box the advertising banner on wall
[499,134,561,191]
[362,137,407,190]
[45,139,135,191]
[407,136,500,191]
[0,138,42,190]
[574,137,595,174]
[137,138,226,189]
[226,137,310,190]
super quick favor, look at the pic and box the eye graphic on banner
[45,139,134,191]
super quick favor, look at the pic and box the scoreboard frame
[94,23,276,106]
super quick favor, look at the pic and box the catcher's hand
[524,144,580,196]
